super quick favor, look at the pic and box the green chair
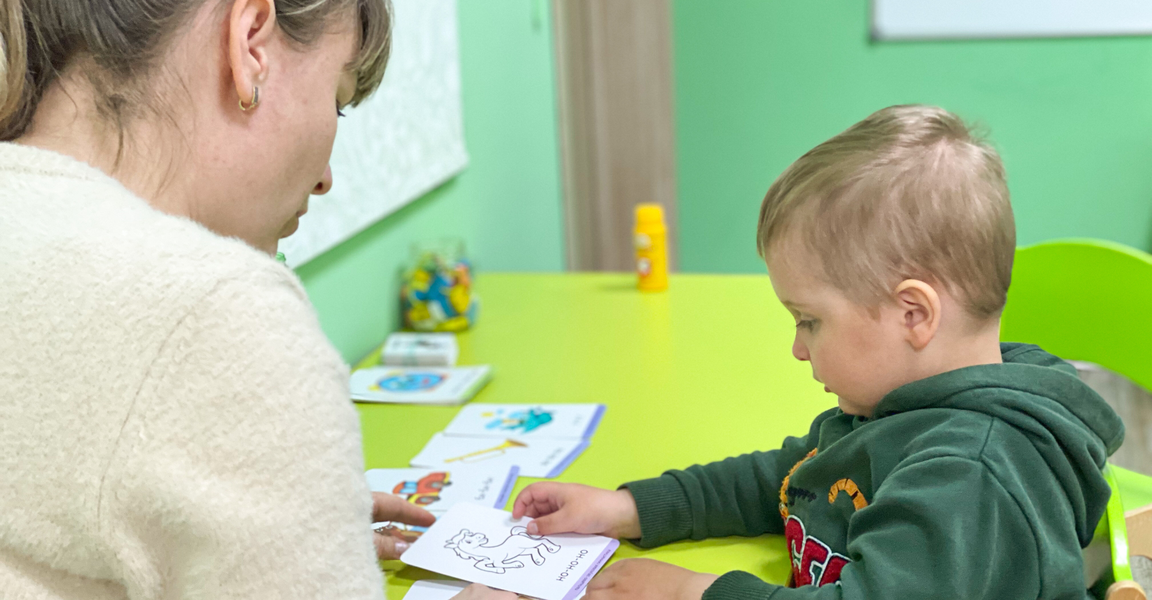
[1001,238,1152,599]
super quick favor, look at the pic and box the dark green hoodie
[624,343,1125,599]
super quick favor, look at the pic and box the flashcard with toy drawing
[349,365,491,405]
[442,404,606,440]
[365,466,520,515]
[400,503,618,600]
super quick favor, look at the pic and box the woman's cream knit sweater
[0,143,385,599]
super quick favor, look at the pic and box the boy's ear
[893,279,941,351]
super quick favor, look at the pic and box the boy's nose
[792,335,810,362]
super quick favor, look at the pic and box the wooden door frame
[552,0,679,272]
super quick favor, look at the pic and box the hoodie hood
[872,342,1125,544]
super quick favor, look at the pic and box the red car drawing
[393,472,451,506]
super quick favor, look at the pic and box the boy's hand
[585,559,718,600]
[512,483,641,539]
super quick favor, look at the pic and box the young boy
[512,105,1125,600]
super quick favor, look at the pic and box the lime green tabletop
[356,273,832,598]
[354,272,1152,598]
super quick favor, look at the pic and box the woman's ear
[893,279,941,351]
[227,0,277,108]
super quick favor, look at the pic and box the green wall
[298,0,565,363]
[672,0,1152,273]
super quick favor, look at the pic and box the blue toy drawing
[483,407,554,434]
[371,372,445,392]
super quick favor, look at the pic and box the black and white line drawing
[444,526,561,574]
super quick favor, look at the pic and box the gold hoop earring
[239,86,261,111]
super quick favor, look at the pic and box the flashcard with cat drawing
[401,503,618,600]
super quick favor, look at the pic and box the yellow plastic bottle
[634,204,668,291]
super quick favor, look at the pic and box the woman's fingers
[373,530,411,560]
[371,493,433,560]
[372,491,436,526]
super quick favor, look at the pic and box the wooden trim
[1128,503,1152,559]
[1105,581,1147,600]
[552,0,678,271]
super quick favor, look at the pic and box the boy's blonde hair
[757,105,1015,320]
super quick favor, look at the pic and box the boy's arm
[698,456,1040,600]
[621,408,838,548]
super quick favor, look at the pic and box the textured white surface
[0,143,383,599]
[280,0,468,267]
[873,0,1152,40]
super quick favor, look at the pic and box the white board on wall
[280,0,468,267]
[873,0,1152,40]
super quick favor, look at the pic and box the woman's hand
[372,492,436,560]
[511,483,641,539]
[584,559,718,600]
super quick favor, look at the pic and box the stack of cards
[383,333,459,367]
[411,404,606,479]
[401,503,618,600]
[375,405,613,598]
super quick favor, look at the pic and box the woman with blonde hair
[0,1,509,598]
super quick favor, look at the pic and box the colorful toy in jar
[401,246,479,332]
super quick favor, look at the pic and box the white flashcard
[401,579,586,600]
[411,434,589,479]
[383,333,459,367]
[365,466,520,514]
[401,580,470,600]
[401,503,618,600]
[443,404,606,440]
[350,366,491,405]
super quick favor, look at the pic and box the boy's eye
[796,319,816,331]
[337,107,347,118]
